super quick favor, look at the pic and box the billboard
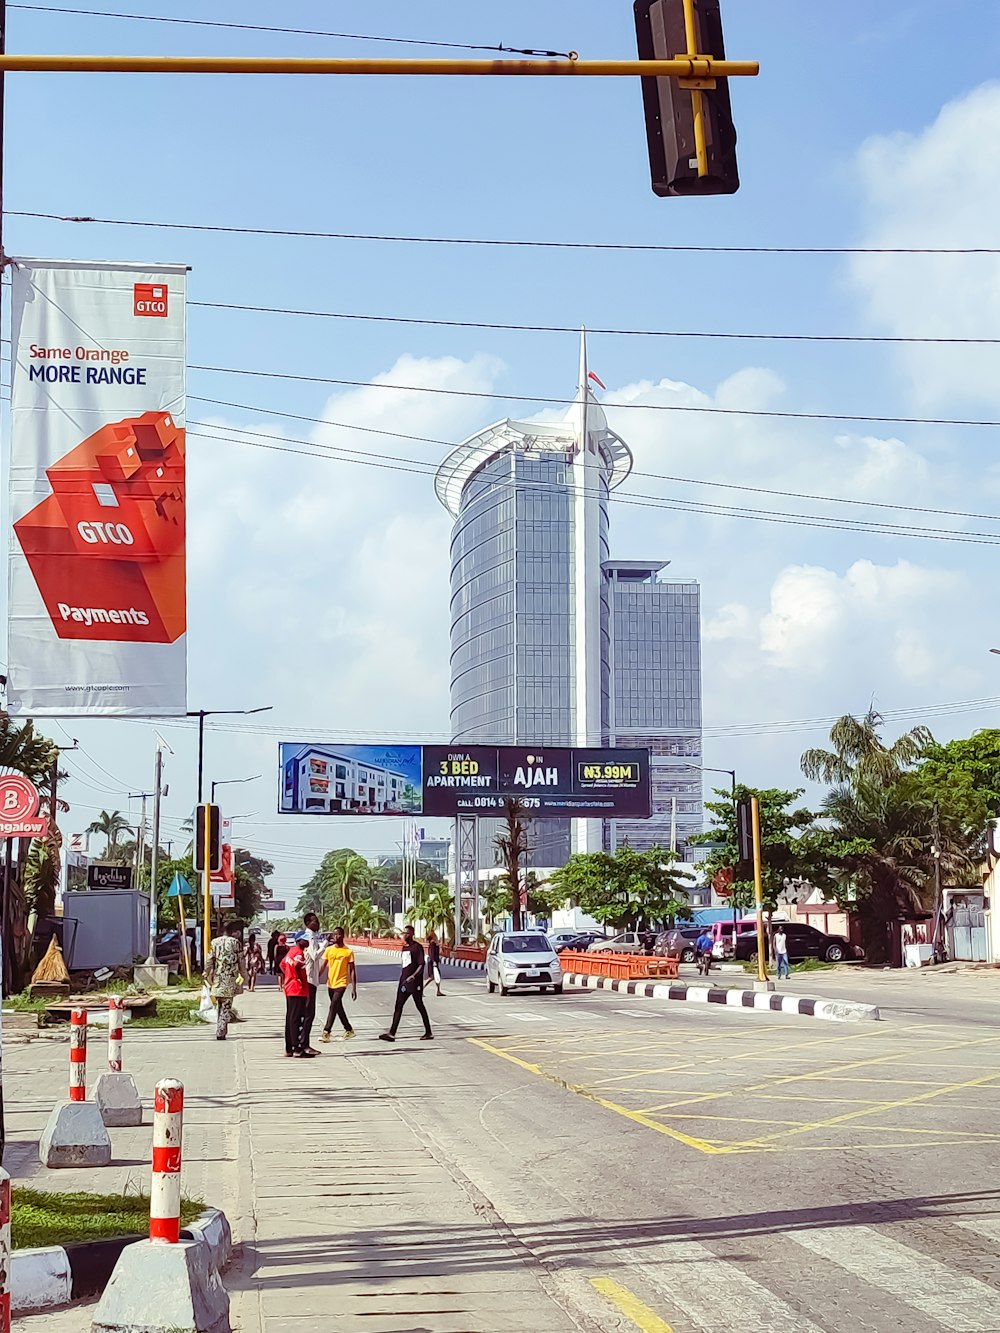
[8,259,187,715]
[278,743,650,820]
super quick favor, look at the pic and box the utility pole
[932,800,944,963]
[750,795,773,991]
[147,747,163,963]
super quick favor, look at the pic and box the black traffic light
[194,802,222,874]
[634,0,739,197]
[736,799,753,863]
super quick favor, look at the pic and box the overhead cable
[10,208,997,255]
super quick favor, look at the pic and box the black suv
[734,923,858,964]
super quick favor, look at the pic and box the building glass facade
[436,354,702,875]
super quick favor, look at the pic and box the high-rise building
[434,336,702,873]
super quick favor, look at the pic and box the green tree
[547,845,691,930]
[297,849,370,919]
[85,809,133,860]
[801,711,977,961]
[405,879,457,944]
[690,785,832,915]
[910,729,1000,838]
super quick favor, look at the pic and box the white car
[487,932,564,996]
[590,931,646,954]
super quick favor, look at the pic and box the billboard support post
[457,817,478,940]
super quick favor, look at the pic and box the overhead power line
[189,299,1000,346]
[7,5,572,56]
[188,362,1000,430]
[11,209,998,255]
[190,423,1000,546]
[188,392,1000,524]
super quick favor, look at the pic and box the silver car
[590,931,646,954]
[487,932,564,996]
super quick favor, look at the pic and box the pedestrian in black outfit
[379,925,433,1042]
[266,929,279,975]
[425,929,445,996]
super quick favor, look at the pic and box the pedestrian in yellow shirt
[319,927,357,1043]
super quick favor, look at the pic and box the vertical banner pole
[750,796,768,985]
[202,803,212,959]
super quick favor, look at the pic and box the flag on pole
[588,371,606,391]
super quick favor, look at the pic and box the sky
[4,1,1000,902]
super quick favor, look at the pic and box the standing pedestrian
[300,913,325,1055]
[205,920,245,1041]
[273,933,290,980]
[279,936,313,1057]
[773,925,790,979]
[266,929,279,975]
[245,932,264,992]
[379,925,432,1042]
[320,927,357,1042]
[425,929,445,997]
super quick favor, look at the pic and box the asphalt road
[340,952,1000,1333]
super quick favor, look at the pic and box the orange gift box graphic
[14,410,186,643]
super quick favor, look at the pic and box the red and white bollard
[0,1169,11,1333]
[150,1080,183,1244]
[69,1007,87,1102]
[108,998,123,1072]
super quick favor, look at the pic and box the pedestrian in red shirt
[280,937,314,1058]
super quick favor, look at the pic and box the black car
[734,922,860,965]
[653,927,702,962]
[555,931,607,953]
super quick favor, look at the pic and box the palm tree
[85,809,132,859]
[406,879,457,945]
[332,853,371,911]
[0,715,57,782]
[801,709,932,787]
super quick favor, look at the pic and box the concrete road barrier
[564,973,882,1022]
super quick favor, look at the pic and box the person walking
[379,925,432,1042]
[300,913,325,1055]
[773,926,791,979]
[425,929,445,997]
[245,932,264,992]
[280,936,313,1057]
[266,929,279,975]
[205,920,245,1041]
[320,927,357,1042]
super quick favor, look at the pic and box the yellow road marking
[468,1037,731,1154]
[591,1278,675,1333]
[727,1069,1000,1148]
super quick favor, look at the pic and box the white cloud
[850,81,1000,406]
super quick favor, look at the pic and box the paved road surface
[14,954,1000,1331]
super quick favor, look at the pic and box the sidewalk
[13,979,585,1331]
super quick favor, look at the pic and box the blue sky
[6,2,1000,896]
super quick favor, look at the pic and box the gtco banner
[7,259,188,715]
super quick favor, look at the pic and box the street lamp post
[210,776,262,804]
[187,707,272,803]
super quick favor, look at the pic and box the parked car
[590,932,646,954]
[555,930,608,953]
[547,929,584,951]
[487,932,563,995]
[654,927,702,963]
[733,922,863,964]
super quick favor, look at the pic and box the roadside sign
[0,774,48,837]
[87,863,133,890]
[264,899,286,913]
[167,872,193,898]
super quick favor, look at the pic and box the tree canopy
[547,845,691,930]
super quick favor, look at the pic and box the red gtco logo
[134,283,168,317]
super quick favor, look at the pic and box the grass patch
[168,970,204,988]
[3,992,48,1012]
[741,957,835,975]
[129,997,203,1029]
[12,1188,204,1249]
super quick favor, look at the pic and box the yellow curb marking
[591,1278,675,1333]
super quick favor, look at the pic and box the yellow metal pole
[177,893,191,984]
[751,796,768,985]
[681,0,710,178]
[0,54,758,77]
[202,803,212,962]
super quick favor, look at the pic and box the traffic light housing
[634,0,739,196]
[736,799,753,863]
[194,802,222,874]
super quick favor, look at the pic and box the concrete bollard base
[94,1072,143,1127]
[91,1238,230,1333]
[40,1100,112,1169]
